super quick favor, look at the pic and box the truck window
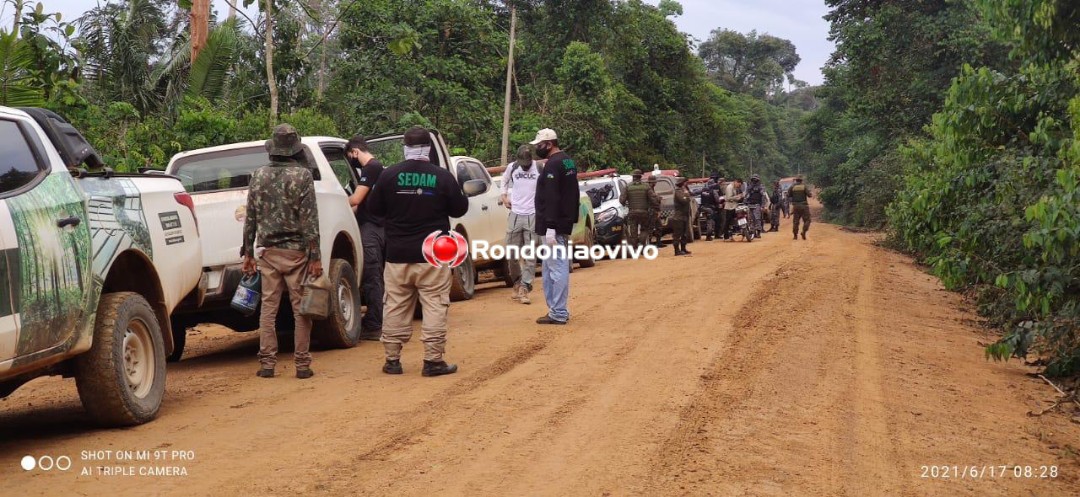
[653,180,673,196]
[366,132,444,167]
[0,119,47,195]
[454,159,490,187]
[321,145,355,192]
[171,146,320,193]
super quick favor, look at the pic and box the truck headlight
[596,207,618,223]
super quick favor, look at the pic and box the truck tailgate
[190,189,248,268]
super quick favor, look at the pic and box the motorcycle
[734,203,753,242]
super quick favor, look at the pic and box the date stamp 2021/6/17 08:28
[920,465,1059,479]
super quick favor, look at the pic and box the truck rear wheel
[313,259,361,349]
[75,292,167,427]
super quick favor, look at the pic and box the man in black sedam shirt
[346,135,386,341]
[368,127,469,377]
[531,128,577,325]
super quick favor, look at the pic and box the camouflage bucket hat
[631,169,643,177]
[268,123,303,157]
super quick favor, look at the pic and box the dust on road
[2,212,1077,496]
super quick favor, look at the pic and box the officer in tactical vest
[647,175,662,246]
[671,177,692,256]
[769,180,783,232]
[619,169,658,247]
[790,176,812,240]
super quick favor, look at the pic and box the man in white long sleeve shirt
[501,145,540,304]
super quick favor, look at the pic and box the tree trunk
[500,5,517,167]
[264,0,279,123]
[11,0,23,37]
[191,0,211,63]
[314,0,327,100]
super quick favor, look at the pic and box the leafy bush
[888,0,1080,375]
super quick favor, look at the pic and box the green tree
[699,29,800,98]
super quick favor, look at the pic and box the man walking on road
[532,128,577,325]
[671,177,692,256]
[619,169,657,247]
[502,144,539,305]
[745,175,768,238]
[346,135,386,341]
[790,176,812,240]
[769,180,783,232]
[242,124,322,380]
[368,127,469,377]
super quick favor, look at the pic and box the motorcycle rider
[619,169,658,247]
[699,173,723,241]
[744,175,769,238]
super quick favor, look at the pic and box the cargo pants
[505,212,536,291]
[257,248,313,370]
[792,204,811,235]
[626,211,650,247]
[381,263,452,362]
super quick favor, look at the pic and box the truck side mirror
[462,179,488,197]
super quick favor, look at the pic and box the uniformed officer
[769,180,783,232]
[790,176,812,240]
[647,175,662,246]
[618,169,657,247]
[241,124,322,380]
[671,177,692,256]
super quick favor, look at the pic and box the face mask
[535,145,551,159]
[404,144,431,161]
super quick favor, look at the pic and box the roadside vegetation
[808,0,1079,375]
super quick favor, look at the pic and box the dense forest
[807,0,1078,375]
[0,0,811,181]
[1,0,1076,373]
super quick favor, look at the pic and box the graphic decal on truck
[5,173,94,359]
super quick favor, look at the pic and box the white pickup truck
[165,138,364,360]
[364,131,508,300]
[0,107,203,426]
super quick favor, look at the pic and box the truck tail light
[174,192,199,235]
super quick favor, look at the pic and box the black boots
[383,359,403,375]
[422,360,458,377]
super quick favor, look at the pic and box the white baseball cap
[530,128,558,145]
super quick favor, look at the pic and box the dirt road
[2,210,1078,496]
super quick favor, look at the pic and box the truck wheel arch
[102,251,173,355]
[331,232,358,269]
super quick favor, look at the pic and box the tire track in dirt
[643,237,852,495]
[303,237,802,496]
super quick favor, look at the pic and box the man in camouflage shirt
[241,124,323,379]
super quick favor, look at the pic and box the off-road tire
[75,292,166,427]
[449,251,476,301]
[497,259,515,288]
[166,315,188,362]
[577,226,596,268]
[313,259,361,349]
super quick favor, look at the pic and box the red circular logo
[422,231,469,268]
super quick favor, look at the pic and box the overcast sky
[4,0,833,85]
